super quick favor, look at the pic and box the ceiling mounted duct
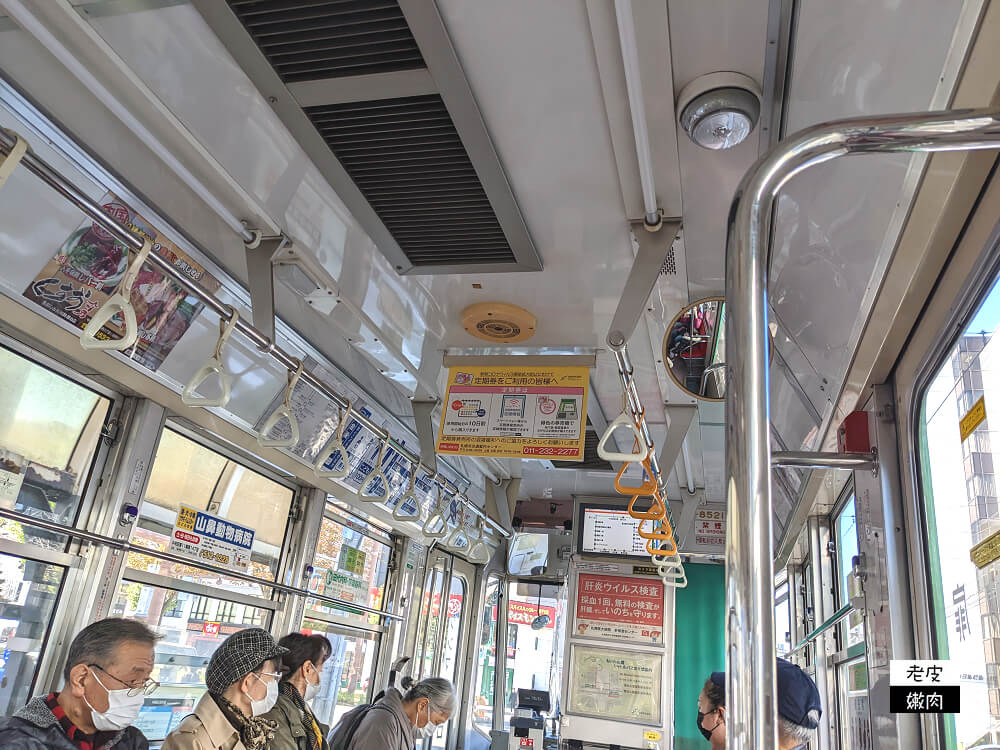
[677,72,761,150]
[461,302,536,343]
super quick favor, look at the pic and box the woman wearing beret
[162,628,287,750]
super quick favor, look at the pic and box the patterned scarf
[279,681,322,750]
[213,693,278,750]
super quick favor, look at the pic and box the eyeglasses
[89,664,160,697]
[254,671,283,683]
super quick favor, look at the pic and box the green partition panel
[673,563,726,750]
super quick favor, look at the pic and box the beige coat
[161,692,245,750]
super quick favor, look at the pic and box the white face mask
[85,669,146,732]
[246,674,279,717]
[303,664,321,703]
[414,701,440,739]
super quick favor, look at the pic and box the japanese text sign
[168,504,255,573]
[508,599,556,628]
[574,573,664,643]
[436,364,589,460]
[889,660,960,713]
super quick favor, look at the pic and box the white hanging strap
[393,462,423,522]
[467,517,491,563]
[359,439,390,502]
[182,306,239,408]
[257,359,303,448]
[422,485,449,539]
[597,411,649,463]
[448,505,470,549]
[0,131,28,190]
[80,236,153,351]
[314,399,354,479]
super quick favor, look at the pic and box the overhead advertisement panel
[436,364,589,460]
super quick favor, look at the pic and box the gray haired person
[329,676,456,750]
[0,618,161,750]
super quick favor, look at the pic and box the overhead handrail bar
[724,106,1000,750]
[0,127,508,539]
[314,399,353,479]
[182,305,239,408]
[789,603,854,655]
[0,506,401,621]
[771,451,877,471]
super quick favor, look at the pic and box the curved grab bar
[182,306,239,408]
[80,237,153,351]
[359,440,390,502]
[597,412,649,463]
[314,400,353,479]
[615,457,657,496]
[0,130,27,189]
[257,359,304,448]
[422,486,449,539]
[393,463,423,522]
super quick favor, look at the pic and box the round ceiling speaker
[461,302,537,343]
[677,72,762,150]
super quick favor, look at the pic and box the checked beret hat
[205,628,288,695]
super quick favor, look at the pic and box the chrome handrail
[725,107,1000,749]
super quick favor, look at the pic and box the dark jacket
[330,688,413,750]
[264,691,330,750]
[0,696,149,750]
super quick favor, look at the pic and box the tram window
[417,567,447,679]
[130,428,294,591]
[0,556,65,717]
[0,345,111,550]
[504,585,560,723]
[775,579,792,657]
[110,580,270,741]
[837,656,873,749]
[835,494,865,648]
[302,617,379,729]
[306,505,392,629]
[471,575,500,736]
[919,279,1000,747]
[432,574,466,750]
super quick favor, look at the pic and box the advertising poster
[23,192,220,370]
[508,599,556,628]
[574,573,664,643]
[436,364,589,460]
[568,645,661,724]
[167,504,255,573]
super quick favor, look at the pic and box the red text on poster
[574,573,664,644]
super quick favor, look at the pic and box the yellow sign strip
[971,528,1000,569]
[960,396,987,442]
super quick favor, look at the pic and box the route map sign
[436,364,589,460]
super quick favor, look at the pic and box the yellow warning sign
[436,364,589,460]
[971,528,1000,569]
[960,396,987,442]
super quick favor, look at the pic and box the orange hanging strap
[615,457,657,496]
[628,492,665,520]
[638,515,674,541]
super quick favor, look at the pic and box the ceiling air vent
[552,428,613,471]
[225,0,425,81]
[306,95,517,266]
[203,0,542,275]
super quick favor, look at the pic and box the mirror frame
[662,296,726,402]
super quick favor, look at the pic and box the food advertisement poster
[436,364,589,460]
[574,573,664,643]
[167,504,255,573]
[23,192,220,370]
[568,645,662,724]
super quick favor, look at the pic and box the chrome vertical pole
[724,107,1000,749]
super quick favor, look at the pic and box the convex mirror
[663,297,726,401]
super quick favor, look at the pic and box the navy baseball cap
[706,659,822,728]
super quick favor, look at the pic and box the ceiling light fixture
[677,72,762,150]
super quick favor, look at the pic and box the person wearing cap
[161,628,288,750]
[696,658,822,750]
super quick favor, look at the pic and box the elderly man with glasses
[0,617,161,750]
